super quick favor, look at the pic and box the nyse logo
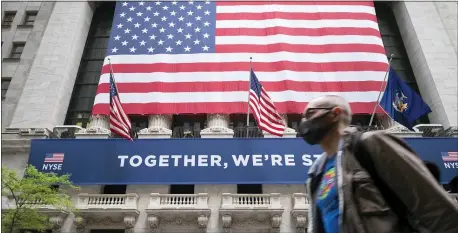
[42,153,64,171]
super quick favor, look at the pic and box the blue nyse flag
[379,67,432,130]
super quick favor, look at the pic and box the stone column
[75,115,110,139]
[263,114,297,138]
[392,2,457,128]
[8,2,95,131]
[200,114,234,138]
[137,114,173,138]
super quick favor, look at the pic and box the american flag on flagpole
[249,69,285,136]
[108,63,133,141]
[92,0,388,115]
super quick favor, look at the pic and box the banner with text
[28,138,458,185]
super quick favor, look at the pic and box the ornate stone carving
[74,216,86,233]
[221,214,232,231]
[138,114,173,138]
[147,215,160,233]
[197,214,209,231]
[48,215,65,233]
[18,128,53,138]
[450,126,458,137]
[87,217,122,225]
[124,215,137,228]
[385,124,410,133]
[294,215,307,233]
[75,115,110,138]
[385,123,423,137]
[271,215,282,228]
[200,114,234,138]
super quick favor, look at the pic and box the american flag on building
[44,153,65,163]
[249,69,285,136]
[109,67,133,140]
[442,152,458,162]
[92,0,388,115]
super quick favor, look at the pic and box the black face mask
[298,110,338,145]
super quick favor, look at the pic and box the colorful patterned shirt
[316,154,339,233]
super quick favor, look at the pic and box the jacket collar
[307,139,345,177]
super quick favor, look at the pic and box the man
[299,95,458,233]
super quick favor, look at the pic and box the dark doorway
[169,185,195,194]
[102,185,127,194]
[237,184,263,194]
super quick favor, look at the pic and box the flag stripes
[109,70,133,141]
[92,1,388,115]
[249,69,285,136]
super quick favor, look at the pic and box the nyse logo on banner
[42,153,65,171]
[442,152,458,169]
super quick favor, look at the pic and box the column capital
[137,114,173,139]
[75,115,110,139]
[200,114,234,138]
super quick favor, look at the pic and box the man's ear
[331,106,343,119]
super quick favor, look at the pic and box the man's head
[298,95,353,145]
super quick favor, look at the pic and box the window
[231,114,264,138]
[169,185,195,194]
[1,78,11,99]
[2,12,16,27]
[171,114,206,138]
[10,43,25,59]
[65,2,116,126]
[237,184,263,194]
[102,185,127,194]
[23,11,37,26]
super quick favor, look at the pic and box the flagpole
[107,58,115,78]
[246,57,252,137]
[369,54,394,127]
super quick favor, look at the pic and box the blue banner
[28,138,458,185]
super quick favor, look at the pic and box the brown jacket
[306,128,458,233]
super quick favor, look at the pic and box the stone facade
[8,2,95,130]
[1,1,55,130]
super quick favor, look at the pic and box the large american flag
[249,69,285,136]
[109,67,133,140]
[92,0,388,115]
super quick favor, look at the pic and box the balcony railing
[233,126,264,138]
[145,193,211,231]
[221,193,281,209]
[172,126,202,138]
[147,193,209,209]
[219,193,284,230]
[76,193,139,210]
